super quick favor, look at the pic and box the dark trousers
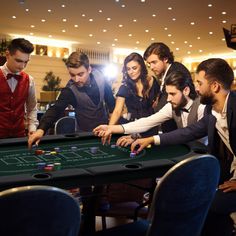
[201,189,236,236]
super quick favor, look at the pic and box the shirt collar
[1,63,21,79]
[183,99,193,111]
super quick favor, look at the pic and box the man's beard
[172,94,188,112]
[200,92,216,105]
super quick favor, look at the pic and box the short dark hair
[165,71,197,100]
[196,58,234,90]
[7,38,34,55]
[65,51,90,69]
[143,42,174,63]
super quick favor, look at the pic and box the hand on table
[93,125,112,145]
[28,129,44,149]
[219,180,236,193]
[116,135,134,147]
[130,136,154,153]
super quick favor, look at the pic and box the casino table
[0,132,207,191]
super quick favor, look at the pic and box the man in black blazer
[143,42,192,132]
[131,58,236,236]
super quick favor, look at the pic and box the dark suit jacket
[155,61,192,132]
[159,91,236,182]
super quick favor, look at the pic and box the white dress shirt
[0,64,39,132]
[123,99,205,135]
[212,93,236,179]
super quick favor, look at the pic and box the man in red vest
[0,38,38,138]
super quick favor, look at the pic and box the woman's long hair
[122,52,150,98]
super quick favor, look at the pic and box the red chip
[35,150,44,155]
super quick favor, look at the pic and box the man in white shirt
[0,38,38,138]
[93,70,205,145]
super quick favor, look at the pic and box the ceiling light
[62,30,66,33]
[133,19,137,22]
[151,38,155,41]
[99,10,102,13]
[62,18,67,22]
[199,49,203,53]
[172,18,176,21]
[112,44,115,47]
[103,29,107,32]
[208,4,212,7]
[221,11,226,15]
[187,51,191,54]
[48,9,52,12]
[176,48,180,51]
[121,4,125,7]
[136,41,140,44]
[30,32,34,35]
[184,41,188,44]
[61,4,65,8]
[41,19,46,22]
[141,0,146,2]
[189,44,193,47]
[171,41,175,44]
[209,31,213,35]
[107,17,111,21]
[152,14,156,17]
[89,18,93,22]
[97,42,101,44]
[209,16,213,19]
[25,9,29,12]
[82,14,86,17]
[145,29,149,32]
[48,35,52,38]
[197,37,201,40]
[222,20,227,23]
[168,7,172,10]
[12,16,16,19]
[74,25,78,28]
[89,34,93,37]
[190,22,195,25]
[168,34,172,37]
[164,27,168,30]
[128,34,132,37]
[114,38,118,41]
[119,24,123,27]
[30,25,35,28]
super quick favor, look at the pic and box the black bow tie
[6,73,22,80]
[181,108,190,113]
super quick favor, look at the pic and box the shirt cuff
[153,135,161,145]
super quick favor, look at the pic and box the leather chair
[95,154,220,236]
[0,185,81,236]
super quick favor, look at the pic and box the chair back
[0,185,81,236]
[146,154,220,236]
[54,116,77,135]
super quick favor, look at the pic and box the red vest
[0,70,29,138]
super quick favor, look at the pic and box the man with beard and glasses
[93,70,206,146]
[130,58,236,236]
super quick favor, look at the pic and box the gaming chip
[35,149,45,155]
[111,144,116,148]
[130,152,136,158]
[54,147,61,152]
[90,147,98,154]
[71,146,78,151]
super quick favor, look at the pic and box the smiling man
[28,51,115,148]
[0,38,38,138]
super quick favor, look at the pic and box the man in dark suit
[131,58,236,236]
[143,42,192,132]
